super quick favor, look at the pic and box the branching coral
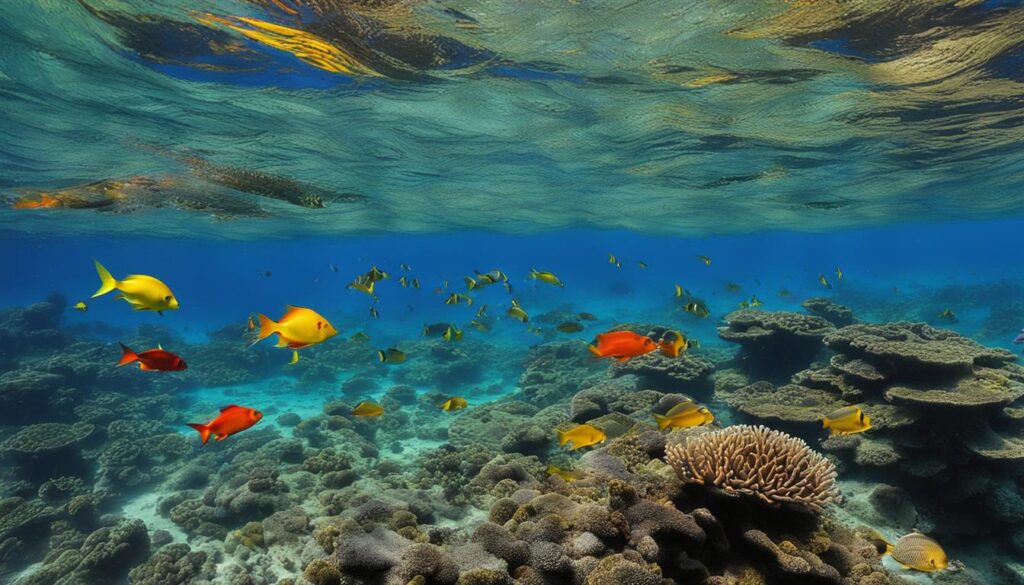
[665,425,839,513]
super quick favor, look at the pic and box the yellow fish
[255,306,338,350]
[697,255,712,265]
[469,320,490,332]
[835,266,844,281]
[608,254,621,268]
[637,261,647,269]
[556,424,607,450]
[351,401,384,417]
[506,298,529,322]
[476,305,487,318]
[654,402,714,430]
[658,330,688,358]
[378,348,406,363]
[442,326,463,341]
[74,301,88,312]
[411,278,420,289]
[546,464,584,482]
[438,397,468,411]
[674,284,691,298]
[939,308,956,320]
[884,533,948,572]
[399,276,408,287]
[529,269,565,288]
[684,302,710,318]
[92,260,179,314]
[445,293,473,306]
[750,295,763,307]
[737,300,750,309]
[822,406,871,437]
[818,274,832,289]
[347,279,377,299]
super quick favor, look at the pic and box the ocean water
[2,2,1024,585]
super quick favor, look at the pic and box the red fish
[587,331,658,362]
[117,342,187,371]
[187,405,263,445]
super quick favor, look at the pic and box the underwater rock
[801,297,856,327]
[718,310,835,383]
[518,341,607,407]
[0,370,75,423]
[0,422,94,482]
[609,352,715,399]
[16,519,150,585]
[126,542,215,584]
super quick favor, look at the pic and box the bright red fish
[117,342,187,371]
[187,405,263,445]
[587,331,658,362]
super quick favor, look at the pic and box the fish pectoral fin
[615,356,630,362]
[214,434,228,441]
[138,363,154,371]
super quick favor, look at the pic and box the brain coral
[665,425,839,513]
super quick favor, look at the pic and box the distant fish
[674,284,691,298]
[1013,330,1024,344]
[578,312,597,321]
[588,330,658,362]
[399,276,409,287]
[506,299,529,322]
[818,273,832,289]
[116,342,187,371]
[411,278,420,289]
[738,300,750,309]
[445,292,473,306]
[442,325,463,341]
[329,264,339,273]
[938,308,957,321]
[423,323,454,337]
[777,289,792,298]
[822,406,871,437]
[438,397,468,412]
[684,302,710,318]
[260,271,272,278]
[476,305,488,318]
[835,266,844,281]
[725,283,742,293]
[74,301,88,312]
[378,348,406,363]
[187,405,262,445]
[469,320,490,332]
[546,464,584,482]
[350,332,370,342]
[697,255,712,265]
[883,533,949,572]
[557,424,607,450]
[347,279,377,299]
[637,261,648,269]
[556,322,584,333]
[750,295,763,307]
[400,263,412,271]
[608,253,621,268]
[351,401,384,417]
[92,259,179,315]
[529,269,565,288]
[369,306,379,319]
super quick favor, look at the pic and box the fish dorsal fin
[281,305,306,319]
[220,404,241,412]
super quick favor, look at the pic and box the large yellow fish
[654,403,714,430]
[438,397,468,411]
[822,406,871,437]
[92,260,179,314]
[884,533,948,572]
[529,269,565,288]
[255,306,338,356]
[351,401,384,417]
[556,424,607,450]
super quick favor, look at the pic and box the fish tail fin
[92,259,118,298]
[256,313,278,341]
[557,429,569,446]
[117,342,138,367]
[187,423,212,445]
[288,350,299,365]
[654,414,670,431]
[822,418,830,429]
[587,344,602,357]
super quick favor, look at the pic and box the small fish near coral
[556,423,607,450]
[116,342,187,372]
[187,405,263,445]
[351,401,384,417]
[822,406,871,437]
[587,330,658,362]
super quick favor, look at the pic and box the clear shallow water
[2,2,1024,584]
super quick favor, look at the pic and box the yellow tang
[255,306,338,350]
[74,301,88,312]
[378,348,406,363]
[351,401,384,417]
[529,269,565,288]
[439,397,468,411]
[836,266,844,281]
[655,404,714,430]
[556,424,607,450]
[818,274,832,289]
[885,533,948,572]
[546,464,584,482]
[697,255,711,265]
[822,406,871,437]
[92,260,179,314]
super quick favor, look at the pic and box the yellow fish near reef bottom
[556,424,607,450]
[822,406,871,437]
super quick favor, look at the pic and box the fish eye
[164,295,172,301]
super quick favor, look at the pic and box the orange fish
[116,343,187,371]
[587,331,658,362]
[187,405,263,445]
[12,193,60,209]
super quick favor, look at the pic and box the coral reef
[718,310,835,383]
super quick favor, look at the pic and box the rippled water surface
[3,0,1024,236]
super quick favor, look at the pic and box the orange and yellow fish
[187,405,263,445]
[587,331,658,362]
